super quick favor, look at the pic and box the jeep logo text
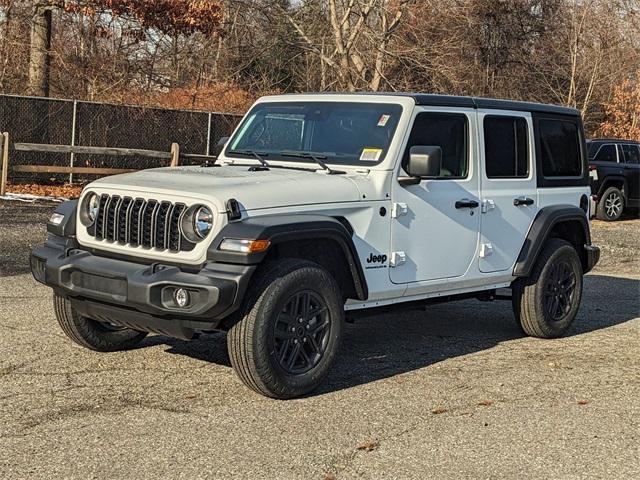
[367,253,387,264]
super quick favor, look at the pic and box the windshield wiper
[227,149,270,170]
[280,151,345,175]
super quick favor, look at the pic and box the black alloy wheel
[543,260,577,321]
[273,291,332,375]
[227,258,344,399]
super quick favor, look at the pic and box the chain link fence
[0,94,242,183]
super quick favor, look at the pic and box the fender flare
[597,175,628,200]
[513,205,591,277]
[47,199,78,238]
[208,214,368,300]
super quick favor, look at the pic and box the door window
[484,116,528,178]
[621,144,640,164]
[404,113,468,178]
[594,144,617,162]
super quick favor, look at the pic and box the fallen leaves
[478,400,493,406]
[431,407,448,415]
[356,439,380,452]
[7,183,83,199]
[577,399,589,405]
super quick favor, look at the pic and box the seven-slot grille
[89,194,194,252]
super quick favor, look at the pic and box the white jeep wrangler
[32,94,600,398]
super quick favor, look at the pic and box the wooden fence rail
[0,132,217,197]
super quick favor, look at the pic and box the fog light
[174,288,190,308]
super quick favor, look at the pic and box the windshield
[225,102,403,166]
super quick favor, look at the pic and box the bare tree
[278,0,412,91]
[27,2,58,96]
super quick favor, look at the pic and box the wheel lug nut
[303,338,307,343]
[294,339,298,344]
[291,327,296,332]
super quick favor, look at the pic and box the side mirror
[399,146,442,186]
[213,136,229,157]
[408,146,442,177]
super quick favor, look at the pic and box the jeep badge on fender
[367,253,387,264]
[31,93,600,399]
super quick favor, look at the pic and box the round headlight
[193,206,213,239]
[87,193,100,222]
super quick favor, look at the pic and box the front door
[478,111,538,273]
[390,109,481,285]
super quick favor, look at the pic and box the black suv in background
[587,139,640,221]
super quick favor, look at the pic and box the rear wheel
[512,239,583,338]
[54,294,147,351]
[227,259,344,399]
[596,186,624,221]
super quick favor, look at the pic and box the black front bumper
[31,235,255,339]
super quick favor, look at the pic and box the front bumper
[31,235,255,339]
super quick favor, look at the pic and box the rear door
[620,144,640,202]
[478,111,538,273]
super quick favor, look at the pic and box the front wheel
[512,239,583,338]
[227,259,344,399]
[54,294,147,351]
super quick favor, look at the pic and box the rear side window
[539,119,582,177]
[594,144,617,162]
[404,112,468,178]
[622,144,640,164]
[484,116,528,178]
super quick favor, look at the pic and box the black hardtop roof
[283,92,581,117]
[587,138,640,144]
[409,94,580,116]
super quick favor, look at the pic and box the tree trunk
[27,5,53,97]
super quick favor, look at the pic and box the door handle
[455,199,479,209]
[514,197,534,206]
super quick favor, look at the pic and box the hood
[89,164,364,212]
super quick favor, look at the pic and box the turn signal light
[219,238,271,253]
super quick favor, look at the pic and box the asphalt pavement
[1,201,638,479]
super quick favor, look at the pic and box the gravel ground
[0,200,638,479]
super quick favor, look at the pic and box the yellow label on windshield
[360,148,383,162]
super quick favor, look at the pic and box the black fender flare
[47,199,78,238]
[208,214,368,300]
[597,175,628,200]
[514,205,591,277]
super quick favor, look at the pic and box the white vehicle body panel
[389,106,482,290]
[74,93,590,312]
[477,110,539,273]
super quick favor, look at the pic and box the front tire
[512,239,583,338]
[596,186,624,221]
[54,294,147,351]
[227,259,344,399]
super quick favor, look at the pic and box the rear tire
[227,259,344,399]
[596,186,624,221]
[54,294,147,351]
[512,239,583,339]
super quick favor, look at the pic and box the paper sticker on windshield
[377,114,391,127]
[360,148,383,162]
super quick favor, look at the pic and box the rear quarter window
[593,144,617,162]
[539,119,582,177]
